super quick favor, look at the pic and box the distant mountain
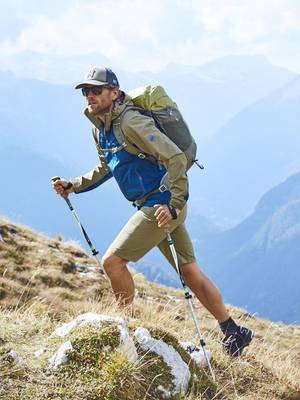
[1,56,299,290]
[0,73,94,170]
[132,260,181,289]
[0,56,297,229]
[157,55,296,138]
[198,172,300,324]
[1,55,295,165]
[194,74,300,225]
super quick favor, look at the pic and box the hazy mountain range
[1,55,298,225]
[195,172,300,324]
[195,74,300,224]
[1,55,299,323]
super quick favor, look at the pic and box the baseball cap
[75,67,119,89]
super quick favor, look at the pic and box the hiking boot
[222,326,253,357]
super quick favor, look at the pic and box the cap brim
[74,79,108,89]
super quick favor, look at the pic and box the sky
[0,0,300,83]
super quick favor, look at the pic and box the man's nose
[86,90,95,98]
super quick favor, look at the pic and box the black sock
[219,317,238,335]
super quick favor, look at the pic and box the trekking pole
[165,230,216,381]
[51,177,105,276]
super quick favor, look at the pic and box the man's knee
[181,262,203,281]
[102,253,127,277]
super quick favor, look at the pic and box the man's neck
[96,103,114,123]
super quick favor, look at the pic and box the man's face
[82,85,119,116]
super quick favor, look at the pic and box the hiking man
[52,67,253,357]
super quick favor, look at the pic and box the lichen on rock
[42,313,211,400]
[50,312,138,364]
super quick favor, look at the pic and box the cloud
[0,0,300,81]
[0,1,159,58]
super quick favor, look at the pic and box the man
[52,67,253,357]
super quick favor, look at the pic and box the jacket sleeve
[121,110,188,210]
[69,128,113,193]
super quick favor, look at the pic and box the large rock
[39,313,213,400]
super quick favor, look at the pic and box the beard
[87,103,101,115]
[87,103,112,116]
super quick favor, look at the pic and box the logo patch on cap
[86,69,97,79]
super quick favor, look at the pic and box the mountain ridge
[197,172,300,324]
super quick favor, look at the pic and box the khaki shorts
[105,204,196,267]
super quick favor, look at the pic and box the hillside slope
[0,218,300,399]
[199,172,300,324]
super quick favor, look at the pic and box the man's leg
[102,253,134,306]
[158,222,253,356]
[180,261,229,323]
[158,229,229,321]
[102,206,188,306]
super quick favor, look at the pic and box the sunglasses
[81,86,109,97]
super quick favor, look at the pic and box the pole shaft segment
[166,231,216,381]
[51,177,105,275]
[63,197,104,274]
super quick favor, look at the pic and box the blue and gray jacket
[70,92,188,210]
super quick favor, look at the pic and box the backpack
[93,85,201,171]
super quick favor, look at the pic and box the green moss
[40,322,151,400]
[130,327,181,399]
[66,321,121,368]
[147,327,217,399]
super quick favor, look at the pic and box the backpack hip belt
[132,184,169,209]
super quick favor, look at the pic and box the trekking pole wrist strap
[167,205,178,219]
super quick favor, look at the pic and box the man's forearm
[167,153,188,210]
[70,165,112,193]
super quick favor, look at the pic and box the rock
[8,350,21,364]
[50,313,138,362]
[180,341,212,367]
[44,313,210,399]
[34,347,46,358]
[157,385,171,399]
[134,327,191,396]
[49,341,73,369]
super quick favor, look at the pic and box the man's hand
[51,176,74,199]
[154,204,180,228]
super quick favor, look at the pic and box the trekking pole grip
[51,176,73,189]
[51,176,73,202]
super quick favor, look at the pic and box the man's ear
[111,87,120,101]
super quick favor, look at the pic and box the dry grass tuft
[0,217,300,399]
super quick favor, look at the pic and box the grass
[1,218,300,399]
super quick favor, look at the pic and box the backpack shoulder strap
[113,106,155,161]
